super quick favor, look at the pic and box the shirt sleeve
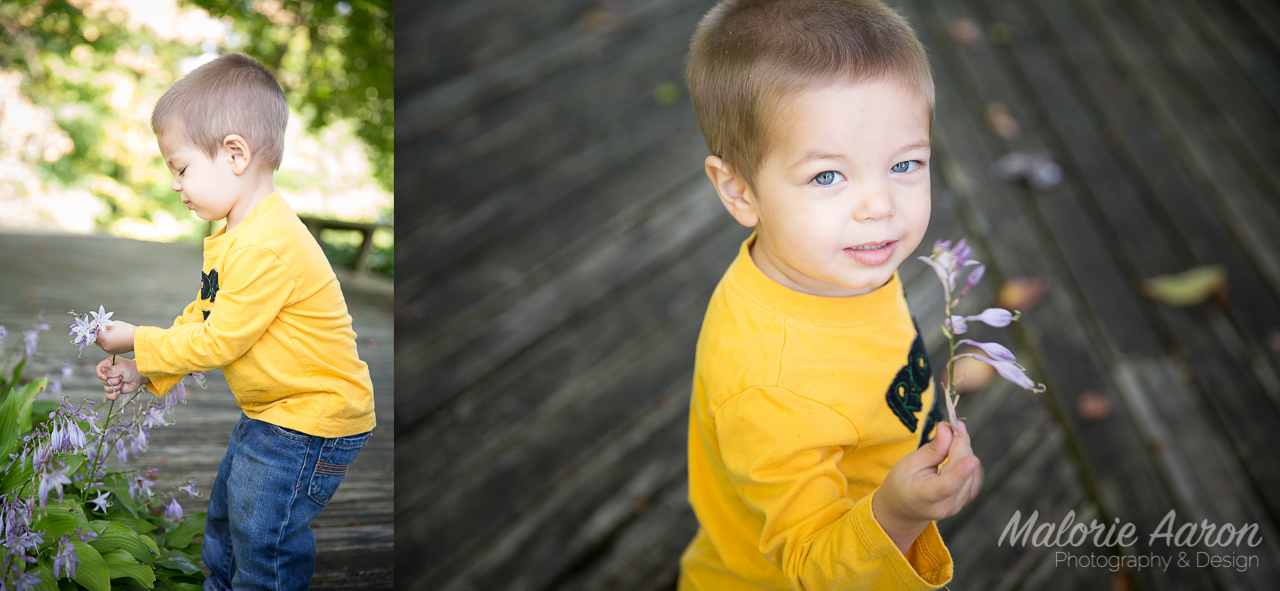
[714,386,952,591]
[141,297,205,397]
[134,245,295,394]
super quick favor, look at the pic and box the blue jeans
[203,415,370,591]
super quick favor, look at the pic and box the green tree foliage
[188,0,394,191]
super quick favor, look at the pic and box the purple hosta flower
[12,569,41,591]
[0,325,7,348]
[87,490,110,513]
[965,307,1019,328]
[21,330,37,359]
[191,371,206,389]
[141,404,168,428]
[115,437,129,464]
[36,464,72,510]
[68,313,97,355]
[89,305,114,332]
[164,495,183,520]
[127,472,155,501]
[957,353,1041,392]
[944,315,968,335]
[956,339,1016,363]
[60,357,73,379]
[918,239,983,303]
[178,477,199,498]
[164,381,186,410]
[52,535,78,579]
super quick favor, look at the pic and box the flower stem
[86,396,117,481]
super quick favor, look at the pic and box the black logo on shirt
[886,331,931,434]
[200,268,219,321]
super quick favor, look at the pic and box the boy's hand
[96,357,147,400]
[95,321,137,355]
[872,421,983,555]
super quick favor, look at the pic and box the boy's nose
[171,178,181,192]
[853,182,895,221]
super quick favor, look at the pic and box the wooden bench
[298,216,392,274]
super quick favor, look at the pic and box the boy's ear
[705,156,759,228]
[222,134,252,175]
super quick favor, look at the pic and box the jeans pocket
[307,431,370,505]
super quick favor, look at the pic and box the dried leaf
[1142,265,1227,307]
[578,9,619,32]
[1267,328,1280,362]
[950,18,983,47]
[986,22,1017,45]
[997,277,1049,311]
[985,101,1020,139]
[653,81,681,106]
[949,351,996,394]
[1077,390,1112,422]
[991,151,1062,191]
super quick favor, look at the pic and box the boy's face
[731,79,932,297]
[157,128,241,222]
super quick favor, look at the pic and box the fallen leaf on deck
[997,277,1049,311]
[948,350,996,394]
[653,81,681,106]
[986,22,1017,45]
[949,18,983,47]
[1077,390,1112,422]
[991,151,1062,190]
[1267,328,1280,362]
[579,9,619,32]
[1141,265,1227,307]
[985,101,1020,139]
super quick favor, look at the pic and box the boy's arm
[134,245,295,394]
[143,296,206,396]
[715,386,953,591]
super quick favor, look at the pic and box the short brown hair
[687,0,933,189]
[152,53,289,170]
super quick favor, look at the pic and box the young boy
[93,53,376,591]
[679,1,982,589]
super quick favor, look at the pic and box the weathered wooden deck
[0,231,393,589]
[398,0,1280,589]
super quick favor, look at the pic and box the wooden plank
[891,1,1219,587]
[431,379,690,591]
[1176,0,1280,120]
[1011,503,1122,591]
[398,126,710,336]
[394,221,743,511]
[398,105,701,294]
[396,175,723,429]
[1069,0,1280,299]
[398,0,693,145]
[398,319,700,587]
[552,481,696,591]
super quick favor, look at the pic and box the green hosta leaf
[7,357,27,391]
[0,377,45,461]
[138,532,161,555]
[72,541,111,591]
[2,455,35,494]
[164,513,206,549]
[102,548,156,588]
[155,549,202,575]
[30,400,60,429]
[90,520,155,562]
[33,498,89,544]
[30,559,58,591]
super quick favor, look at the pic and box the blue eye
[891,161,916,173]
[813,171,843,185]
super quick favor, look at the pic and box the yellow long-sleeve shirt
[679,235,952,591]
[134,191,375,438]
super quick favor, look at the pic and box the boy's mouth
[844,240,896,266]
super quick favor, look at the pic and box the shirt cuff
[855,489,954,589]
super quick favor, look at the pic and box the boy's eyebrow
[788,140,932,169]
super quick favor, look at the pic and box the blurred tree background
[0,0,393,276]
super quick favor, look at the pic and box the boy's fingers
[907,422,952,471]
[968,462,985,503]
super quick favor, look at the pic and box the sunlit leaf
[1141,265,1227,307]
